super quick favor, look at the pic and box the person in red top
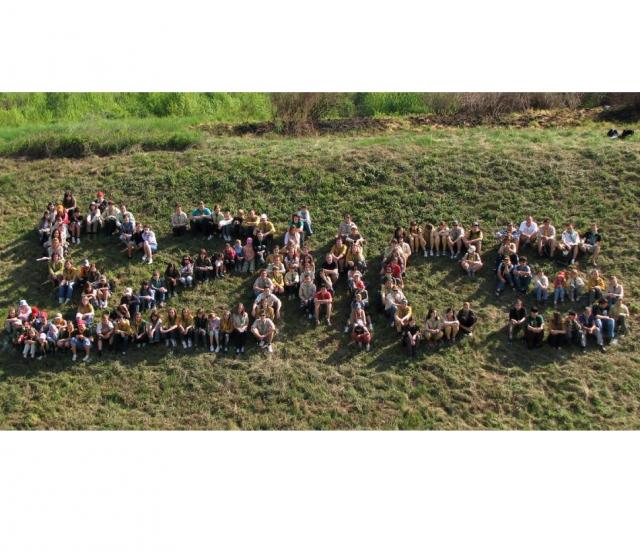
[351,319,372,351]
[222,242,237,273]
[314,283,333,326]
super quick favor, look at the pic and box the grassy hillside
[0,122,638,429]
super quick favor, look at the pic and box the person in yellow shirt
[330,237,348,272]
[114,315,134,355]
[611,299,629,336]
[254,214,276,248]
[394,299,412,334]
[58,259,78,304]
[587,269,605,304]
[219,310,234,353]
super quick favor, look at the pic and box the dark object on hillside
[606,128,634,140]
[607,129,619,138]
[619,129,634,139]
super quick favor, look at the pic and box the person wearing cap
[189,201,212,235]
[557,222,580,264]
[578,306,606,352]
[423,308,444,347]
[507,298,527,343]
[524,306,545,349]
[171,203,189,236]
[457,302,477,338]
[536,218,557,258]
[447,220,465,260]
[592,298,616,345]
[254,214,276,248]
[460,245,482,277]
[463,221,484,255]
[394,298,412,334]
[70,320,92,362]
[314,283,333,326]
[518,215,538,250]
[251,310,277,353]
[351,319,372,351]
[579,222,602,267]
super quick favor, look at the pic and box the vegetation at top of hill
[0,122,638,430]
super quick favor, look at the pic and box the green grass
[0,122,638,429]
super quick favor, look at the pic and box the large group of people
[3,193,632,362]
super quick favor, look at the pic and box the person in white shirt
[533,268,550,303]
[141,225,158,265]
[518,215,538,250]
[252,288,282,319]
[536,218,557,258]
[558,222,580,264]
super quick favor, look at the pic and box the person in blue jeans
[579,306,605,352]
[512,256,532,294]
[495,256,514,296]
[297,206,313,237]
[592,298,616,344]
[533,268,549,304]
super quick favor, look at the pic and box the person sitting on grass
[442,307,460,344]
[91,312,110,355]
[605,275,624,306]
[68,207,83,245]
[114,314,133,356]
[206,310,221,353]
[171,203,189,236]
[319,253,339,292]
[463,221,484,255]
[56,320,75,354]
[610,299,629,337]
[460,245,482,277]
[299,273,316,320]
[118,213,135,247]
[314,283,333,326]
[507,298,527,343]
[422,222,435,257]
[547,311,567,350]
[408,221,426,257]
[126,223,144,260]
[592,298,616,345]
[161,307,180,348]
[536,218,557,258]
[101,201,120,236]
[580,222,602,267]
[222,242,237,275]
[189,201,212,235]
[345,300,368,334]
[518,215,538,250]
[434,221,449,257]
[70,320,91,362]
[564,310,586,352]
[251,310,277,353]
[297,205,313,237]
[423,308,444,348]
[254,214,276,249]
[85,202,102,236]
[179,307,195,349]
[447,220,465,260]
[232,239,244,273]
[579,306,606,352]
[512,256,532,294]
[552,270,567,306]
[402,317,421,357]
[383,283,405,326]
[330,238,348,273]
[138,281,155,312]
[457,302,477,338]
[495,222,520,250]
[557,222,580,265]
[284,265,300,301]
[337,213,355,240]
[242,238,256,274]
[253,287,282,320]
[533,268,550,304]
[254,298,275,321]
[495,256,515,297]
[194,249,213,284]
[524,306,545,350]
[132,311,148,348]
[566,266,585,303]
[351,319,372,352]
[179,256,194,288]
[48,252,64,287]
[587,269,606,304]
[147,310,163,346]
[218,310,233,354]
[76,294,95,327]
[394,298,412,334]
[140,225,157,265]
[58,259,77,305]
[253,270,274,297]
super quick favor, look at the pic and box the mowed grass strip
[0,125,638,429]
